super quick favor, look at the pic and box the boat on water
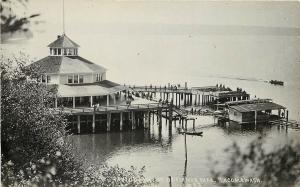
[177,128,203,136]
[269,80,284,86]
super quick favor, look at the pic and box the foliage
[1,53,156,186]
[210,136,300,187]
[1,0,40,42]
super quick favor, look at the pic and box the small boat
[177,128,203,136]
[269,80,284,86]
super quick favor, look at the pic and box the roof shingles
[229,102,285,113]
[29,56,106,74]
[48,34,80,48]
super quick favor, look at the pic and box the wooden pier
[56,102,183,134]
[127,84,248,108]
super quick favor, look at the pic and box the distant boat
[269,80,284,86]
[177,128,203,136]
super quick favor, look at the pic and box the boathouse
[225,99,286,124]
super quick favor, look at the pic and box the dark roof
[229,102,285,113]
[65,80,120,87]
[29,56,62,74]
[98,80,120,88]
[217,91,249,98]
[28,56,107,74]
[48,34,80,48]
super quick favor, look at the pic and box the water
[69,77,300,186]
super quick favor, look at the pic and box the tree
[1,53,156,186]
[1,0,40,42]
[210,136,300,187]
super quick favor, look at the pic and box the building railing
[55,102,168,114]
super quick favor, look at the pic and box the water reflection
[69,113,300,186]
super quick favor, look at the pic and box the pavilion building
[29,34,126,109]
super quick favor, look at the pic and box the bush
[210,136,300,187]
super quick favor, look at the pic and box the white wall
[228,109,243,123]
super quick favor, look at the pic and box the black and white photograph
[1,0,300,186]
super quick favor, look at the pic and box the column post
[113,94,116,105]
[106,94,110,106]
[73,97,76,108]
[90,96,93,107]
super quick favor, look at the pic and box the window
[50,48,53,55]
[68,75,73,83]
[63,49,67,55]
[96,74,100,82]
[47,75,51,83]
[42,75,46,83]
[58,48,61,55]
[79,75,84,83]
[54,49,57,55]
[74,75,79,83]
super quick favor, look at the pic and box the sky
[2,0,300,86]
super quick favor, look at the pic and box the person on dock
[126,98,132,109]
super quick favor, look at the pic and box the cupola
[48,34,80,56]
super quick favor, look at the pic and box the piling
[107,113,111,132]
[77,115,80,134]
[131,111,136,130]
[120,112,123,131]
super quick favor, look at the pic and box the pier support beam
[254,110,257,126]
[120,112,123,131]
[77,115,80,134]
[158,109,162,130]
[131,111,136,130]
[73,97,76,108]
[107,113,111,132]
[92,113,95,133]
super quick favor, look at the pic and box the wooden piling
[77,115,80,134]
[158,109,162,130]
[107,113,111,132]
[120,112,123,131]
[132,111,136,130]
[92,113,95,133]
